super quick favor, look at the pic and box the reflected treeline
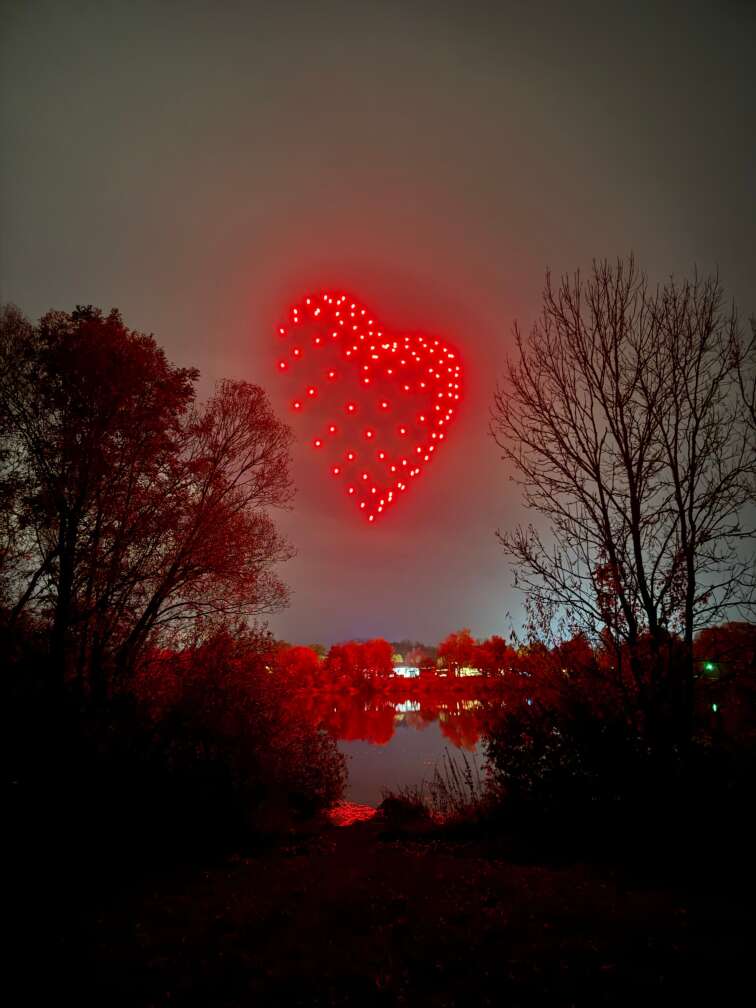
[298,688,501,749]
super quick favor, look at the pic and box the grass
[380,747,491,825]
[38,803,755,1007]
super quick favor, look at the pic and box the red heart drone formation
[275,291,462,524]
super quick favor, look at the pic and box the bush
[7,623,346,869]
[135,629,346,826]
[381,748,490,826]
[484,695,653,814]
[481,643,756,853]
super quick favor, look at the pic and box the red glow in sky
[276,292,462,524]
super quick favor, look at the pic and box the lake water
[301,689,492,806]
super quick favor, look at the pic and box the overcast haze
[1,0,754,645]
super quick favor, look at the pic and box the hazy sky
[2,0,754,645]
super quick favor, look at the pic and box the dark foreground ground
[19,806,755,1007]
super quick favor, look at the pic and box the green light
[704,661,716,672]
[712,703,718,713]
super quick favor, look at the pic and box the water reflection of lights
[298,687,499,749]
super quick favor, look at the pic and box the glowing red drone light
[274,291,463,524]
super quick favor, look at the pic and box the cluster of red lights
[275,291,462,524]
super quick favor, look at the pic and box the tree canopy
[0,304,294,692]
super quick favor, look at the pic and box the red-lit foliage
[275,292,462,523]
[324,638,394,686]
[438,628,477,674]
[272,644,323,689]
[475,635,517,676]
[693,622,756,745]
[480,624,756,826]
[693,622,756,677]
[133,628,345,818]
[0,305,293,688]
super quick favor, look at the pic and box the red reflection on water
[298,686,491,748]
[328,801,378,826]
[340,704,396,745]
[438,706,483,751]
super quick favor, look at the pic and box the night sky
[2,0,754,645]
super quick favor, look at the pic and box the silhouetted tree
[0,305,293,694]
[735,317,756,436]
[491,258,754,734]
